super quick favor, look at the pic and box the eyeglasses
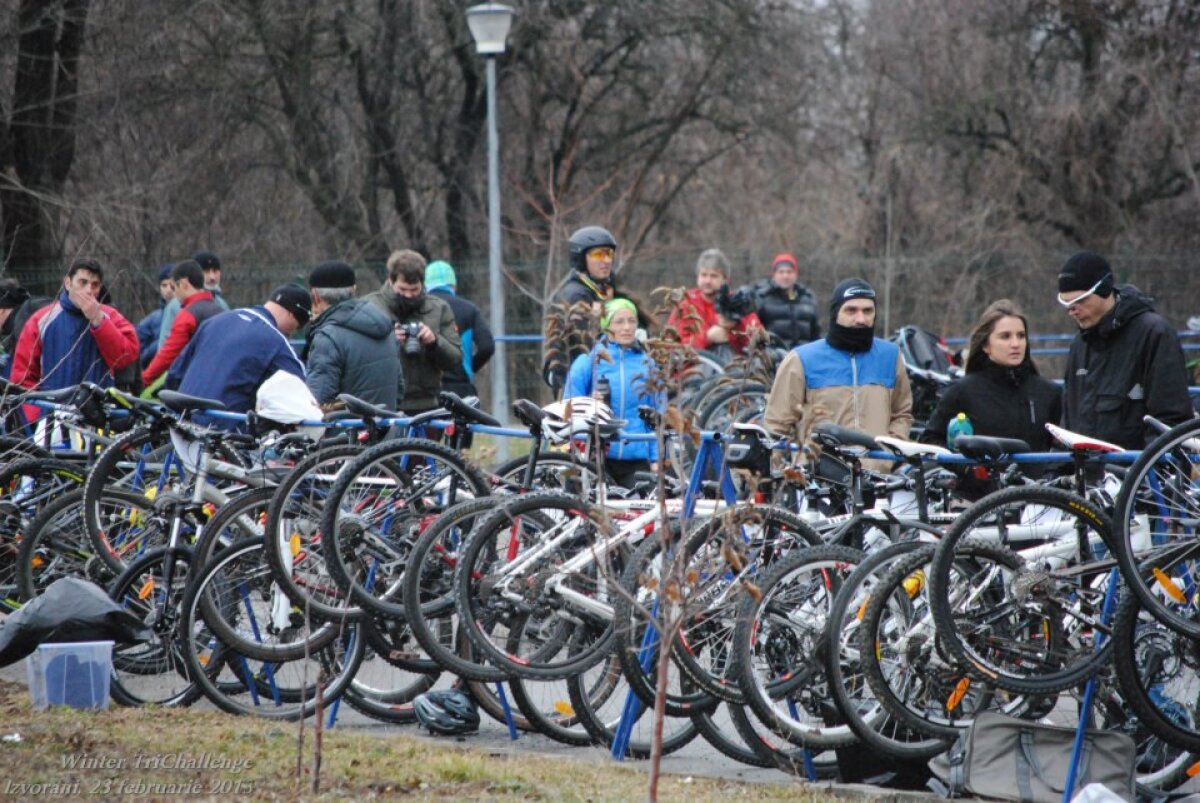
[588,247,615,260]
[1057,276,1107,308]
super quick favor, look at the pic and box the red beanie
[771,252,798,272]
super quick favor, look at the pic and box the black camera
[716,284,757,322]
[401,322,423,356]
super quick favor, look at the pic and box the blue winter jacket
[167,306,305,415]
[565,337,662,462]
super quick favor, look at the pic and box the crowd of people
[0,233,1194,458]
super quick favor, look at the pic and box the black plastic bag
[0,577,149,667]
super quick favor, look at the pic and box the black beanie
[309,260,356,289]
[829,278,876,319]
[1057,252,1113,297]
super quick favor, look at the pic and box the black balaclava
[826,277,877,353]
[391,292,424,320]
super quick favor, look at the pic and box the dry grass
[0,680,841,801]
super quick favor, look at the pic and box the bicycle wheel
[263,443,363,623]
[670,505,823,703]
[1112,416,1200,639]
[340,616,438,724]
[321,437,489,616]
[0,458,86,592]
[181,583,365,720]
[401,496,511,683]
[928,485,1117,694]
[730,544,865,750]
[824,540,951,761]
[1113,580,1200,755]
[81,425,177,542]
[490,451,602,496]
[455,492,621,681]
[15,488,133,600]
[861,544,1037,740]
[107,546,207,707]
[612,532,718,717]
[507,673,597,747]
[566,651,700,759]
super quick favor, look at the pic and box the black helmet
[413,689,480,735]
[567,226,617,272]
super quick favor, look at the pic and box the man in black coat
[305,261,403,409]
[541,225,644,392]
[424,260,494,398]
[1057,252,1193,448]
[746,252,821,349]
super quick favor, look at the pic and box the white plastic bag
[255,370,325,441]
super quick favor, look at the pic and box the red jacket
[11,294,138,421]
[666,287,763,355]
[142,290,222,384]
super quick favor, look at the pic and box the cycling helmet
[412,689,480,736]
[567,226,617,272]
[541,398,614,444]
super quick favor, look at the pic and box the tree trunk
[1,0,89,277]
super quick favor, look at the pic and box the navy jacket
[168,306,305,414]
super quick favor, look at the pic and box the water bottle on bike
[946,412,973,449]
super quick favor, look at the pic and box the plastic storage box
[26,641,114,710]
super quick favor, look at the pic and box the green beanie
[600,298,637,330]
[424,260,457,291]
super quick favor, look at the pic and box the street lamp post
[467,3,514,430]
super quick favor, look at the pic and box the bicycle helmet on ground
[412,689,480,736]
[567,226,617,272]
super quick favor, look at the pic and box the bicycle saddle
[20,386,79,404]
[811,422,879,451]
[876,436,950,460]
[337,393,402,420]
[438,391,500,428]
[953,435,1030,460]
[157,390,228,414]
[1044,423,1122,453]
[512,399,547,431]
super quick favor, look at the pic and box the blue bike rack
[610,433,739,761]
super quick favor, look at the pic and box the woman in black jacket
[923,300,1062,493]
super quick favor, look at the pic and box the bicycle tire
[1111,416,1200,640]
[455,491,620,681]
[321,437,489,617]
[263,443,364,622]
[860,543,1035,741]
[671,505,824,704]
[730,544,865,750]
[566,651,700,759]
[823,539,951,761]
[402,496,525,683]
[1113,582,1200,755]
[107,546,207,707]
[928,485,1116,694]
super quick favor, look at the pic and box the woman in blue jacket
[565,298,664,487]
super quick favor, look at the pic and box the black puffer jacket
[305,298,403,408]
[747,280,821,349]
[1062,285,1193,449]
[923,360,1063,451]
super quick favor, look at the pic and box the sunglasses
[588,247,615,260]
[1057,276,1108,308]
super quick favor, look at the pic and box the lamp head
[467,3,515,55]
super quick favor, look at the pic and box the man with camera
[367,249,461,414]
[304,260,402,409]
[666,248,763,357]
